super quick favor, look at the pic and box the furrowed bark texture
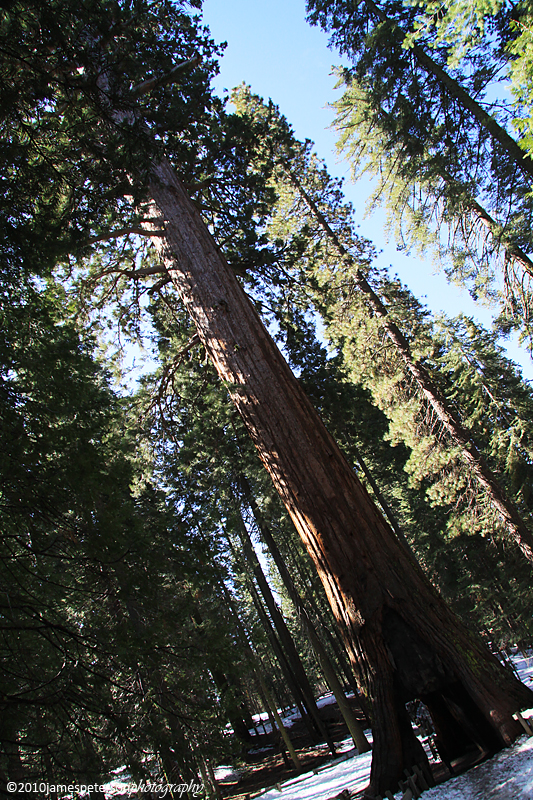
[146,161,532,796]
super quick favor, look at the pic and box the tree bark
[145,160,533,795]
[215,575,303,772]
[240,475,370,752]
[257,671,303,772]
[282,535,361,697]
[229,513,337,753]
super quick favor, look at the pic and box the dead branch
[84,226,165,247]
[148,276,172,294]
[131,55,201,98]
[126,265,168,278]
[147,334,201,419]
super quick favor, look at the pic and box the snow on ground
[245,691,346,737]
[418,736,533,800]
[257,735,533,800]
[103,652,533,798]
[256,652,533,800]
[258,739,373,800]
[515,650,533,686]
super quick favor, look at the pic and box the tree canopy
[3,1,533,796]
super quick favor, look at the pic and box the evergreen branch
[181,178,214,193]
[364,0,533,182]
[342,86,533,333]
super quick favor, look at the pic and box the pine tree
[231,85,533,565]
[0,275,242,791]
[306,0,533,349]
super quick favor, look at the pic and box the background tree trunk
[226,526,330,746]
[240,476,370,752]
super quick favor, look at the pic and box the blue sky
[200,0,533,378]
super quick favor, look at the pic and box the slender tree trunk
[228,514,337,753]
[223,529,314,731]
[257,672,303,772]
[282,535,357,689]
[280,533,365,701]
[240,475,370,752]
[210,668,254,743]
[145,161,533,795]
[204,757,224,800]
[197,757,216,800]
[314,605,363,701]
[351,444,413,555]
[217,571,295,714]
[246,571,318,741]
[215,575,302,771]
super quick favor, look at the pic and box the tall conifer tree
[307,0,533,349]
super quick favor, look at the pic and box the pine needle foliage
[307,0,533,351]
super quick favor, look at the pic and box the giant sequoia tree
[143,149,532,796]
[3,1,533,795]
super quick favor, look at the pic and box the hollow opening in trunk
[381,608,505,772]
[422,681,503,763]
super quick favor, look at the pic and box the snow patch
[258,654,533,800]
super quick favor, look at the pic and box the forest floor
[227,733,533,800]
[220,695,368,799]
[219,650,533,800]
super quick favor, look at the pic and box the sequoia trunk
[146,161,532,795]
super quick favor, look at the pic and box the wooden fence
[374,763,434,800]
